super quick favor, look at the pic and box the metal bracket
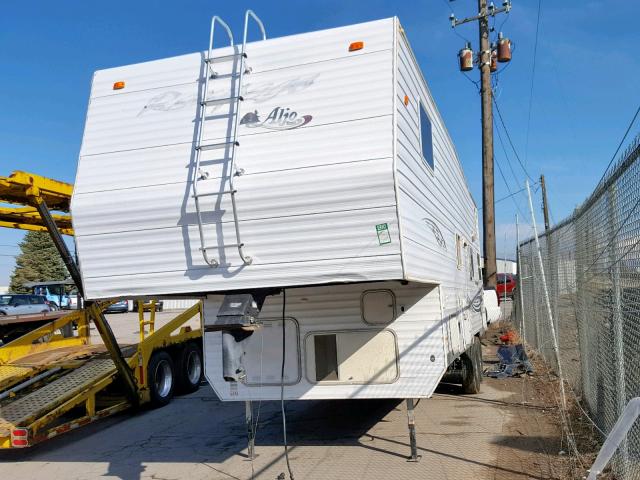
[451,1,511,28]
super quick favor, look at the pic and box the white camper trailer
[72,14,484,407]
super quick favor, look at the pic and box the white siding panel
[204,281,447,400]
[83,256,403,299]
[74,116,392,194]
[162,299,199,310]
[81,50,393,157]
[77,206,400,276]
[89,18,394,99]
[73,157,395,235]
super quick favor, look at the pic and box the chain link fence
[514,134,640,480]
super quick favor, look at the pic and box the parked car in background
[496,273,517,302]
[105,299,129,314]
[0,294,52,315]
[28,281,74,309]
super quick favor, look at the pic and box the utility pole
[478,0,496,288]
[540,174,550,232]
[449,1,512,289]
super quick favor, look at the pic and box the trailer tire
[461,336,482,394]
[177,342,203,394]
[148,351,175,408]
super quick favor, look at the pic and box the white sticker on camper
[376,223,391,245]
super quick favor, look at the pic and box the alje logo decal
[240,107,312,130]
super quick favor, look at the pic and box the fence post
[607,184,628,468]
[529,242,540,349]
[516,214,526,343]
[526,180,567,409]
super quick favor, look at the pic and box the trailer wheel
[147,351,175,407]
[461,336,482,394]
[177,342,203,394]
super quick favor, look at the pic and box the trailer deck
[0,303,203,449]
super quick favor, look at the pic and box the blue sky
[1,0,638,285]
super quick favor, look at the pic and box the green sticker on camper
[376,223,391,245]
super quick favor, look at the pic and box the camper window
[419,101,434,170]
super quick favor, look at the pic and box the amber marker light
[113,81,126,90]
[348,41,364,52]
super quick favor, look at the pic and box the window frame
[418,100,435,171]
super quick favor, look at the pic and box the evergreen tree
[9,232,68,293]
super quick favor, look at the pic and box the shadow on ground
[0,391,406,480]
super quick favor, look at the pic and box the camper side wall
[394,21,484,358]
[203,281,447,400]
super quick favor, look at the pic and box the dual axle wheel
[147,342,204,408]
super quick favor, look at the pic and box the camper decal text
[240,107,312,130]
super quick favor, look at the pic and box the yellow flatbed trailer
[0,169,205,449]
[0,302,203,448]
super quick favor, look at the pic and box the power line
[524,0,543,165]
[479,187,532,210]
[493,96,536,182]
[596,104,640,188]
[495,156,529,221]
[494,116,524,187]
[494,117,530,217]
[442,0,472,43]
[462,71,480,91]
[495,1,511,35]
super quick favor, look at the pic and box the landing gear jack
[406,398,421,462]
[245,400,256,460]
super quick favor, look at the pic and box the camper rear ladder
[192,11,266,268]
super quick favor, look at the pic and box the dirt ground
[482,319,610,480]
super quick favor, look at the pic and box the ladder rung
[205,53,247,63]
[208,71,241,80]
[193,189,237,198]
[202,243,244,250]
[196,141,239,151]
[202,96,243,106]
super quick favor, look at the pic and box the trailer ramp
[0,358,116,438]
